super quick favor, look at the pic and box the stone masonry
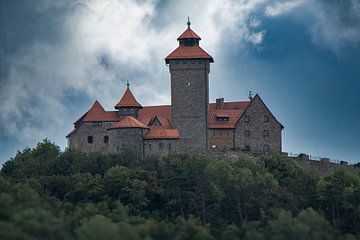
[169,59,210,150]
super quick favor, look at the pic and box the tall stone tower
[165,19,214,150]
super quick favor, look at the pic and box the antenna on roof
[187,16,191,29]
[248,91,253,100]
[126,80,129,89]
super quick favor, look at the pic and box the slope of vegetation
[1,139,359,239]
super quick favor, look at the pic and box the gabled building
[67,20,283,157]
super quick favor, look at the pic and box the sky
[0,0,359,165]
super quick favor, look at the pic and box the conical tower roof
[115,83,142,109]
[165,18,213,64]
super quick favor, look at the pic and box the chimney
[216,98,224,109]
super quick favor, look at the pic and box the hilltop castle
[67,20,283,157]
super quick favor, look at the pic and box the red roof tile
[75,101,119,123]
[209,101,250,110]
[165,45,214,63]
[144,128,180,139]
[115,87,142,109]
[109,116,148,129]
[177,28,201,40]
[138,105,172,128]
[209,110,243,129]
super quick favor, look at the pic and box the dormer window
[216,114,229,122]
[150,117,162,126]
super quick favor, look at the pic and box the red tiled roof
[138,105,172,128]
[115,88,142,109]
[165,45,214,63]
[177,28,201,40]
[209,101,250,110]
[209,101,250,129]
[75,101,119,123]
[209,110,243,129]
[109,116,148,129]
[144,128,180,139]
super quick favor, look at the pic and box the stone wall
[288,154,356,176]
[107,128,146,158]
[144,139,180,157]
[208,129,235,150]
[169,59,210,150]
[67,121,116,153]
[235,96,282,154]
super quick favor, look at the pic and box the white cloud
[265,0,306,17]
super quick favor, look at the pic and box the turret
[114,82,142,117]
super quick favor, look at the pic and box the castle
[67,20,284,158]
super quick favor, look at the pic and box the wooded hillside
[1,140,359,239]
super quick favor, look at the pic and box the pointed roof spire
[126,80,129,89]
[115,83,142,109]
[177,19,201,40]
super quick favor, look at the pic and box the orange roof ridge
[109,116,148,129]
[177,28,201,40]
[165,45,214,63]
[144,128,180,139]
[115,87,142,109]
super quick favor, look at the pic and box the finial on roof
[187,16,191,29]
[126,80,129,89]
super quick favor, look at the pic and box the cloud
[308,0,360,52]
[263,0,360,52]
[265,0,305,17]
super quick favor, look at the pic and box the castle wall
[107,128,146,157]
[234,96,282,154]
[208,129,235,150]
[169,59,210,150]
[144,139,180,157]
[67,121,115,153]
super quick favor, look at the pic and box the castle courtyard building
[67,20,283,157]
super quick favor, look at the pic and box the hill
[0,139,359,239]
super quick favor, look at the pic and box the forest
[1,139,360,240]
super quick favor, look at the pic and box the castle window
[159,143,164,150]
[151,117,161,126]
[168,143,171,150]
[263,115,269,122]
[245,145,251,152]
[263,130,269,137]
[213,131,215,136]
[149,144,152,150]
[98,122,102,126]
[245,130,250,137]
[104,136,109,143]
[87,136,93,144]
[263,145,270,152]
[244,115,250,123]
[216,114,229,121]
